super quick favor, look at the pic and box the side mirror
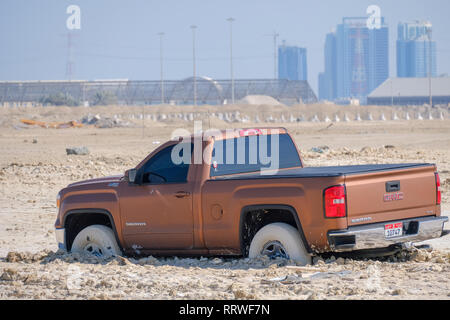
[126,169,138,184]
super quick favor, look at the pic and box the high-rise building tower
[278,43,308,81]
[337,17,389,101]
[319,31,337,101]
[397,21,437,78]
[319,17,389,103]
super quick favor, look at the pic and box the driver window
[142,143,192,184]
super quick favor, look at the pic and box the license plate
[385,222,403,239]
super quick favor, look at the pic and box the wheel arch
[63,208,123,252]
[239,204,311,256]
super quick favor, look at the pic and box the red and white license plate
[385,222,403,239]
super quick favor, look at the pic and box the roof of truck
[174,127,288,142]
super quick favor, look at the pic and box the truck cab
[54,128,447,264]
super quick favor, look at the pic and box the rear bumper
[328,216,448,252]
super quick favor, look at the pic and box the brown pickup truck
[54,128,447,265]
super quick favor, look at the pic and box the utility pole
[273,32,279,79]
[427,26,433,107]
[265,31,279,79]
[65,32,75,80]
[191,25,197,106]
[227,18,235,104]
[158,32,165,104]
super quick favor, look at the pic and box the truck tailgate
[345,164,439,226]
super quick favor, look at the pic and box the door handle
[175,191,191,198]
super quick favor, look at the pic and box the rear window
[210,134,301,177]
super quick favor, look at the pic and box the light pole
[158,32,165,104]
[426,26,433,107]
[265,31,279,79]
[272,32,279,80]
[227,17,235,104]
[191,25,197,106]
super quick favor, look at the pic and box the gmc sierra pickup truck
[54,128,447,265]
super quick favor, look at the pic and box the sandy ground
[0,104,449,300]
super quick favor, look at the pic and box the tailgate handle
[386,181,400,192]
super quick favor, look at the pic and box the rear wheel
[71,225,122,258]
[248,222,311,265]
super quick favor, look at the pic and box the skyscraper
[319,31,337,101]
[278,43,308,81]
[397,21,437,78]
[319,17,389,102]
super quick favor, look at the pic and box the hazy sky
[1,0,449,94]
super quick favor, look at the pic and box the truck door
[118,143,194,250]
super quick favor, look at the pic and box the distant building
[367,77,450,106]
[0,78,317,106]
[319,17,389,103]
[319,31,337,101]
[397,21,437,78]
[278,43,308,81]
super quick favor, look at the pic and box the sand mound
[238,95,283,106]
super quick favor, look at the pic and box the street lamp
[272,32,279,80]
[426,26,433,107]
[190,25,197,106]
[227,17,235,104]
[158,32,165,104]
[265,31,279,79]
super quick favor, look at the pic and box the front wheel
[248,223,311,265]
[71,225,122,258]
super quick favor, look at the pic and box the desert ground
[0,103,449,300]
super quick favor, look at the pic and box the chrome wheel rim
[261,241,289,259]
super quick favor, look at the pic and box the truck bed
[213,163,434,180]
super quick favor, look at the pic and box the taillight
[324,185,347,218]
[435,173,441,205]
